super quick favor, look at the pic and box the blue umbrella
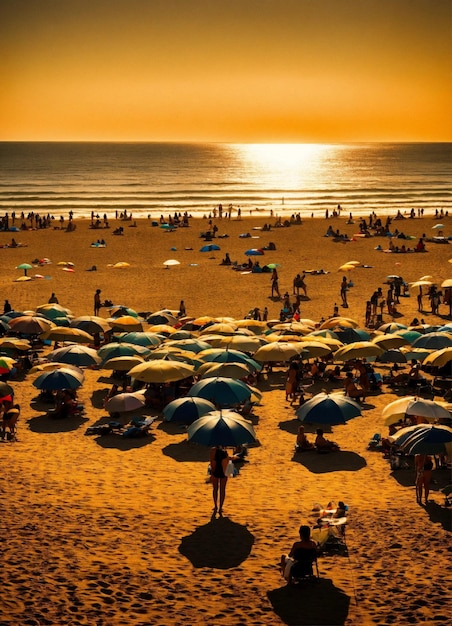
[412,332,452,350]
[188,377,252,407]
[335,328,370,344]
[187,410,257,446]
[200,244,220,252]
[197,348,262,371]
[296,392,362,425]
[98,342,151,361]
[49,345,101,367]
[116,332,162,347]
[33,367,84,390]
[392,425,452,455]
[377,349,408,364]
[245,248,264,256]
[163,397,216,423]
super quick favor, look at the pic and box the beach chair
[282,550,320,586]
[312,518,347,553]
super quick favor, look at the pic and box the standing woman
[210,445,230,515]
[340,276,348,308]
[415,454,434,504]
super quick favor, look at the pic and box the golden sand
[1,215,451,625]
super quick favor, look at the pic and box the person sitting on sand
[295,425,314,451]
[344,372,366,401]
[280,525,318,581]
[315,428,340,452]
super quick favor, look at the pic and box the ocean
[0,142,450,220]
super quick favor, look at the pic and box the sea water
[0,142,450,220]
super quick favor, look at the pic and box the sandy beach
[1,213,451,626]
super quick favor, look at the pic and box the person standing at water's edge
[94,289,102,316]
[210,445,230,515]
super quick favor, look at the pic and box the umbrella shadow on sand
[162,440,209,462]
[267,578,350,625]
[179,516,254,568]
[292,451,366,473]
[424,500,452,532]
[279,418,334,436]
[91,388,109,408]
[27,413,88,434]
[93,432,156,450]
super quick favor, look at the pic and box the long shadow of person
[179,516,254,569]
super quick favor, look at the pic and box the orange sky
[1,0,451,142]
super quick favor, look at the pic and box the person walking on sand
[340,276,348,308]
[271,268,281,299]
[415,454,434,504]
[94,289,102,316]
[210,445,230,515]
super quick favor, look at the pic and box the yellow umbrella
[128,360,195,383]
[295,341,332,358]
[199,362,254,379]
[422,347,452,368]
[218,335,265,353]
[0,338,31,351]
[102,355,145,371]
[40,327,94,344]
[334,341,385,361]
[372,334,409,350]
[234,319,269,333]
[110,261,130,269]
[108,316,144,332]
[338,264,356,272]
[253,342,305,362]
[199,323,238,335]
[320,317,359,330]
[148,324,177,335]
[301,335,344,350]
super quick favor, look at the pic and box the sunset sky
[2,0,451,142]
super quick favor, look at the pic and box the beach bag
[225,460,235,477]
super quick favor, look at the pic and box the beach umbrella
[338,263,355,272]
[218,335,265,353]
[163,397,216,424]
[391,425,452,455]
[98,342,151,361]
[187,410,257,446]
[110,261,130,269]
[371,334,409,350]
[146,311,178,326]
[377,349,408,364]
[0,320,10,336]
[16,263,33,276]
[170,330,193,340]
[199,323,237,336]
[33,367,84,391]
[335,327,370,344]
[148,324,177,336]
[71,316,112,334]
[9,315,54,335]
[334,341,384,361]
[432,223,444,229]
[188,377,252,407]
[320,317,359,330]
[395,330,423,344]
[146,349,201,368]
[399,347,432,363]
[412,332,452,350]
[0,357,16,374]
[196,348,262,371]
[405,398,451,420]
[378,322,408,333]
[309,329,341,340]
[36,303,73,320]
[116,332,162,347]
[199,362,255,380]
[108,305,140,318]
[422,347,452,368]
[108,316,144,332]
[49,345,100,367]
[441,279,452,288]
[29,362,81,375]
[165,338,212,353]
[105,390,146,413]
[0,337,31,351]
[40,327,94,344]
[128,360,195,383]
[200,244,220,252]
[410,280,433,289]
[163,259,180,269]
[253,342,303,362]
[295,341,332,359]
[296,392,362,425]
[382,396,443,425]
[245,248,264,256]
[234,319,269,333]
[101,355,145,371]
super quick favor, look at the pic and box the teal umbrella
[296,392,362,425]
[116,332,162,347]
[49,345,100,367]
[33,367,84,390]
[412,332,452,350]
[97,342,151,360]
[163,397,216,423]
[188,377,252,407]
[187,410,256,446]
[197,348,262,371]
